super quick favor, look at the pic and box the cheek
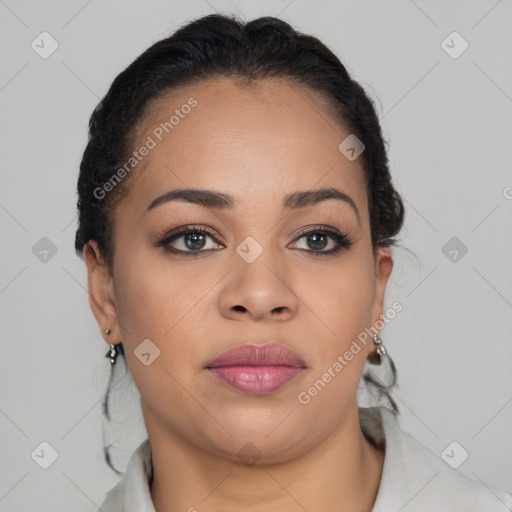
[313,256,375,343]
[113,249,210,360]
[114,263,168,339]
[298,259,375,408]
[112,253,202,403]
[114,243,175,324]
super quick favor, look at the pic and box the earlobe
[83,241,120,343]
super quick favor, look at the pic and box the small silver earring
[104,329,119,365]
[368,334,388,365]
[363,333,398,413]
[106,343,118,365]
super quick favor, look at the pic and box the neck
[147,403,384,512]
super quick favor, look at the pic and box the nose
[218,247,300,323]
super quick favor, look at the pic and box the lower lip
[207,365,305,395]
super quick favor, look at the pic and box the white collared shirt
[99,406,512,511]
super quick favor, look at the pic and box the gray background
[1,0,511,510]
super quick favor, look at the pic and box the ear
[83,240,120,344]
[370,247,394,334]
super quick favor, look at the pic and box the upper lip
[205,342,307,368]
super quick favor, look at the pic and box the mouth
[204,342,307,395]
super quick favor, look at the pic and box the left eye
[289,228,353,255]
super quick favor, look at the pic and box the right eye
[155,225,224,255]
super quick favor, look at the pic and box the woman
[74,13,512,512]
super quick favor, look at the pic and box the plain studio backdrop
[1,0,511,510]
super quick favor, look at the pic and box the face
[85,76,393,464]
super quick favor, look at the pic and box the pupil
[185,232,205,250]
[308,233,327,250]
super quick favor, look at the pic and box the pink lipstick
[205,343,307,395]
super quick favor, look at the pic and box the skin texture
[84,76,393,512]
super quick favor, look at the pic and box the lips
[205,343,307,395]
[206,343,307,368]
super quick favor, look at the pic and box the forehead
[119,76,367,218]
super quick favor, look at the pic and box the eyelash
[155,224,354,257]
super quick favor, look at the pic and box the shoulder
[99,438,155,512]
[360,407,512,512]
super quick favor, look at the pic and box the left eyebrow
[282,188,360,224]
[144,186,360,224]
